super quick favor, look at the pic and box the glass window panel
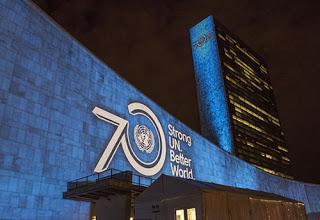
[176,209,185,220]
[187,208,196,220]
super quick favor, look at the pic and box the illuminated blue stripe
[189,15,233,153]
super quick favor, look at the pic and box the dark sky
[32,0,320,183]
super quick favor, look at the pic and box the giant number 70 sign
[92,102,167,176]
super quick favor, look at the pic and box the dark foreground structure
[136,175,307,220]
[0,0,319,219]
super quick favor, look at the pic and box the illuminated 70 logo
[92,102,166,176]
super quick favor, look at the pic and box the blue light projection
[0,1,319,219]
[189,16,234,153]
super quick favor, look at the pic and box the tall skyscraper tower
[190,16,291,178]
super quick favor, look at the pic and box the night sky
[32,0,320,183]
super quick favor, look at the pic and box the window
[175,209,185,220]
[175,208,197,220]
[187,208,196,220]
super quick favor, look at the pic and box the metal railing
[67,168,154,191]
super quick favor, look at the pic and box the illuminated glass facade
[214,23,291,178]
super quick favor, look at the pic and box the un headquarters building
[192,22,291,179]
[0,0,319,220]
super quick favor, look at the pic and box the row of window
[225,77,276,117]
[223,67,269,100]
[218,32,262,68]
[234,128,290,167]
[255,165,292,179]
[229,92,280,126]
[236,135,283,156]
[232,99,280,129]
[222,67,277,114]
[234,124,287,157]
[231,99,268,124]
[237,146,290,175]
[237,150,284,173]
[232,107,283,139]
[233,114,288,150]
[225,56,269,91]
[176,208,196,220]
[221,46,274,101]
[237,142,283,166]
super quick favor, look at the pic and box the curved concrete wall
[0,0,319,219]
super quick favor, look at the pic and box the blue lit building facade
[190,16,291,178]
[0,0,319,219]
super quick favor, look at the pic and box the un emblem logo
[134,125,154,154]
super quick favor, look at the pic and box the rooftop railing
[66,168,154,191]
